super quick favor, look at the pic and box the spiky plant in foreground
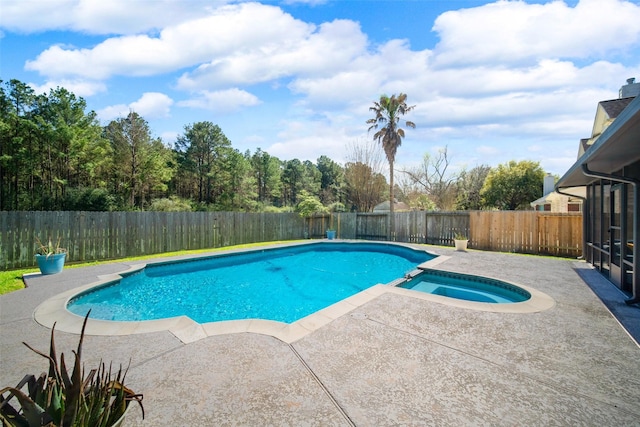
[0,313,143,426]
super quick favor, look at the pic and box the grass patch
[0,268,37,295]
[0,241,298,296]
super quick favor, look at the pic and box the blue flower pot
[36,253,66,275]
[326,230,336,240]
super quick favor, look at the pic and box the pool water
[68,242,435,324]
[399,270,530,303]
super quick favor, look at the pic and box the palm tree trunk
[389,159,395,241]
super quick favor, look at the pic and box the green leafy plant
[454,232,468,240]
[295,191,328,218]
[0,313,144,426]
[34,236,66,257]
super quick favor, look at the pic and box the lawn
[0,241,296,295]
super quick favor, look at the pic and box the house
[578,95,636,158]
[530,174,584,212]
[556,78,640,305]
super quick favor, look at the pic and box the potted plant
[326,212,338,240]
[454,232,469,252]
[0,312,144,427]
[35,236,67,275]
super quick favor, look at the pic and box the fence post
[0,210,583,268]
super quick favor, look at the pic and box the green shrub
[149,196,193,212]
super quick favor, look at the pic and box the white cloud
[25,3,315,80]
[267,120,357,163]
[0,0,229,35]
[97,104,130,121]
[28,79,106,97]
[2,0,76,33]
[130,92,174,118]
[432,0,640,67]
[177,88,261,113]
[97,92,174,121]
[176,19,367,90]
[289,39,430,109]
[407,61,628,130]
[290,70,381,108]
[8,0,640,177]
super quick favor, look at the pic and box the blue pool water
[399,269,530,303]
[68,242,435,324]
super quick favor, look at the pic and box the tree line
[0,79,547,213]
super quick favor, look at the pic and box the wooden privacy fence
[1,211,306,269]
[307,211,470,244]
[469,211,582,257]
[393,211,470,245]
[0,210,582,270]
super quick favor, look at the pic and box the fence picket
[0,211,582,269]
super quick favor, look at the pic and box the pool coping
[32,241,555,344]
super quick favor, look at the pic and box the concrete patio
[1,244,639,426]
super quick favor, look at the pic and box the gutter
[580,164,640,305]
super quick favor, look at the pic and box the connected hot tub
[398,269,531,304]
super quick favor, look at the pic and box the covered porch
[557,95,640,305]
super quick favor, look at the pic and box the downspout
[554,184,587,260]
[581,164,640,305]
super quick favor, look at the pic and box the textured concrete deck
[1,244,639,425]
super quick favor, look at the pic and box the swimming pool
[398,269,531,303]
[68,242,436,324]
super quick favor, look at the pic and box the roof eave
[557,95,640,189]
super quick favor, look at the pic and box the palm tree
[367,93,415,239]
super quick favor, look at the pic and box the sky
[2,0,640,177]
